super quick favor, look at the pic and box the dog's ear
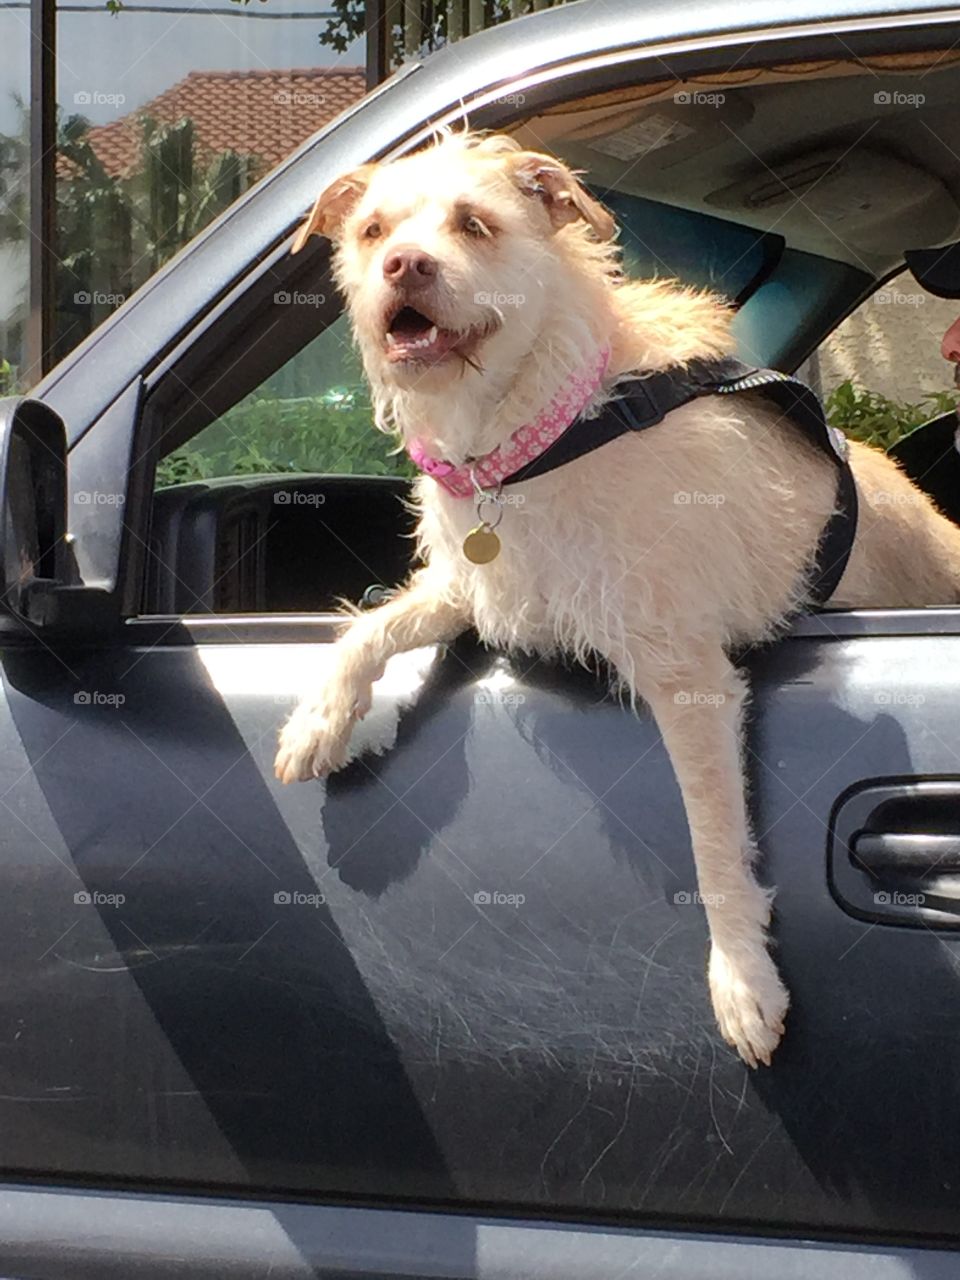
[291,165,377,253]
[508,152,616,241]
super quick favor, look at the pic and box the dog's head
[292,133,617,407]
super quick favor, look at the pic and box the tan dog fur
[275,132,960,1066]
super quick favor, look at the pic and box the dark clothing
[888,411,960,522]
[904,242,960,300]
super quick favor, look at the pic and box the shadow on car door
[2,624,960,1246]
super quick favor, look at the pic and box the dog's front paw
[709,942,789,1069]
[274,690,369,784]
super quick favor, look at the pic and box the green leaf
[825,379,959,451]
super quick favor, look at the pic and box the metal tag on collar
[463,472,504,565]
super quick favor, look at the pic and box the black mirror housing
[0,397,69,627]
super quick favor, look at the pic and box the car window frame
[119,10,960,634]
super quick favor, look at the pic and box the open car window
[157,314,411,488]
[145,52,960,615]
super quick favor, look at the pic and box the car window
[145,52,960,615]
[156,313,412,489]
[602,189,784,304]
[800,268,960,451]
[152,205,866,495]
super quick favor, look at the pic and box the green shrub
[156,377,960,491]
[825,380,958,451]
[156,387,415,488]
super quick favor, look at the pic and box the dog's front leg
[627,647,788,1067]
[274,571,468,784]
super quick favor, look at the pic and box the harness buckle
[616,377,669,432]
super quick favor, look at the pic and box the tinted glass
[54,0,367,366]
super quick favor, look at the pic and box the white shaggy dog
[275,132,960,1067]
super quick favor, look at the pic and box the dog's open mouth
[384,305,491,366]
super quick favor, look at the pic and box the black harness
[500,357,858,608]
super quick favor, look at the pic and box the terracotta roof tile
[65,67,366,181]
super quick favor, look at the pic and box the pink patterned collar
[406,346,611,497]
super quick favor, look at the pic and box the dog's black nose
[383,246,438,285]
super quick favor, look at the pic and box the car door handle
[830,781,960,926]
[851,832,960,876]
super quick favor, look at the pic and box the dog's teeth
[386,328,440,354]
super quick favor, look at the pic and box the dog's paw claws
[710,943,789,1069]
[274,709,352,783]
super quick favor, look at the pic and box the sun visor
[704,147,958,260]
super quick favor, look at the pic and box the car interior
[143,50,960,617]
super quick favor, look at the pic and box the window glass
[157,314,412,488]
[158,59,960,487]
[144,56,960,617]
[54,0,367,366]
[800,267,960,449]
[605,187,870,371]
[0,3,31,392]
[604,189,783,304]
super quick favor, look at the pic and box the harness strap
[708,362,858,606]
[502,356,858,607]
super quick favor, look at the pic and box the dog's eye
[461,214,489,238]
[362,221,382,241]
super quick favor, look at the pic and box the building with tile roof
[75,66,367,181]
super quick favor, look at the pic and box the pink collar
[406,346,610,497]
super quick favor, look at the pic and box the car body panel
[5,0,960,1270]
[0,1186,958,1280]
[4,628,960,1239]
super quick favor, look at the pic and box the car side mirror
[0,397,69,627]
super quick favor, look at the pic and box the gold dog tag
[463,523,501,564]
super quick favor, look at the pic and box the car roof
[410,0,958,75]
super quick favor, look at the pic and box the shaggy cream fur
[275,132,960,1067]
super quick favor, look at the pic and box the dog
[274,131,960,1067]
